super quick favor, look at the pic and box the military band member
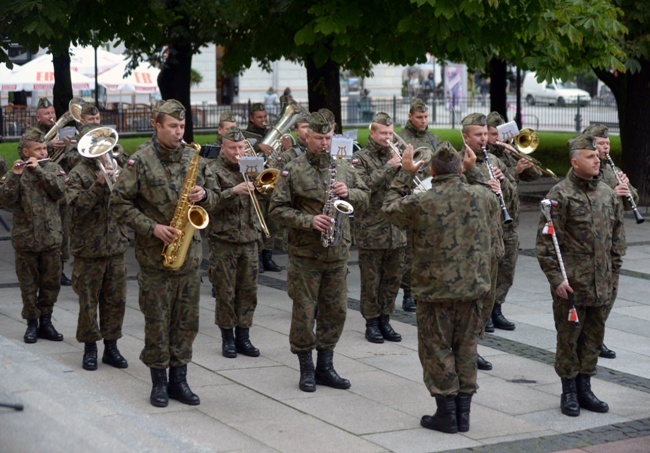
[201,110,238,160]
[269,113,369,392]
[111,100,217,408]
[206,127,262,358]
[396,98,442,313]
[67,123,129,371]
[0,128,67,343]
[34,97,67,157]
[274,111,310,169]
[536,134,625,417]
[383,141,500,434]
[486,111,541,331]
[353,112,406,343]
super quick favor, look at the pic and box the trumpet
[385,136,432,192]
[605,154,644,224]
[496,128,558,180]
[77,127,121,191]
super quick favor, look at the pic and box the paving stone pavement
[1,178,649,452]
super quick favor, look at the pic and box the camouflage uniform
[536,168,625,378]
[269,152,369,353]
[382,144,500,397]
[274,140,307,170]
[206,153,262,329]
[110,136,217,369]
[353,138,406,319]
[0,156,7,178]
[0,160,67,320]
[67,157,129,343]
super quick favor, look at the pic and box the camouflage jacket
[273,140,307,170]
[599,157,639,211]
[242,124,270,154]
[67,157,130,258]
[0,156,7,178]
[206,153,261,244]
[0,161,67,252]
[488,142,542,183]
[110,137,217,274]
[536,169,625,307]
[269,151,369,262]
[352,139,406,249]
[382,169,500,303]
[396,120,442,153]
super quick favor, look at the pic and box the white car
[523,72,591,106]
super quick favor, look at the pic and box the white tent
[7,54,95,91]
[98,59,160,93]
[69,46,122,77]
[0,62,22,91]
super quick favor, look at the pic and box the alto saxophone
[162,142,210,270]
[321,158,354,248]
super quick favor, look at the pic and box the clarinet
[605,155,644,224]
[482,146,513,224]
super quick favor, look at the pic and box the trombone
[237,156,272,238]
[496,128,558,180]
[387,134,432,192]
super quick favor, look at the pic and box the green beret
[309,112,333,134]
[158,99,186,120]
[582,124,609,138]
[431,141,460,163]
[410,98,427,113]
[251,103,265,113]
[317,108,335,126]
[18,127,45,149]
[222,126,245,142]
[568,134,597,151]
[486,111,505,128]
[37,98,52,110]
[79,123,102,137]
[81,102,99,116]
[372,112,393,126]
[219,110,236,123]
[461,113,487,127]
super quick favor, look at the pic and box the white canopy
[98,59,160,93]
[6,54,95,91]
[69,46,122,77]
[0,62,21,91]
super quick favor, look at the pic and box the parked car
[523,72,591,106]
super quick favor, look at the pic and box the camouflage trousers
[72,255,127,343]
[417,300,482,396]
[603,272,620,321]
[359,247,405,319]
[16,248,61,320]
[208,239,258,329]
[494,228,519,306]
[287,255,348,354]
[400,235,414,291]
[137,268,200,369]
[60,201,71,263]
[553,296,606,378]
[260,198,280,251]
[479,255,499,338]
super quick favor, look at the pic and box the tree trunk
[305,57,342,134]
[489,58,508,121]
[596,61,650,204]
[158,42,194,142]
[52,52,73,119]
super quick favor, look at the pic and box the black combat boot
[456,393,472,432]
[235,327,260,357]
[576,373,609,413]
[421,395,458,433]
[599,344,616,359]
[491,304,515,330]
[261,250,281,272]
[297,351,316,393]
[102,340,128,368]
[60,264,72,286]
[484,316,495,333]
[477,354,492,371]
[402,288,416,312]
[560,377,581,416]
[150,368,168,407]
[37,314,63,341]
[364,317,384,344]
[82,342,98,371]
[315,350,351,389]
[24,319,38,343]
[378,314,402,342]
[220,327,237,358]
[168,365,201,405]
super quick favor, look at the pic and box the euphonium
[77,126,121,191]
[162,142,210,270]
[44,98,84,162]
[261,100,308,165]
[321,158,354,248]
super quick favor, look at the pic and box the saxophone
[162,142,210,270]
[321,158,354,247]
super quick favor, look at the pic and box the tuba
[44,97,84,142]
[77,127,121,191]
[260,100,308,165]
[162,142,210,270]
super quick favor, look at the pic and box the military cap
[295,111,311,124]
[219,110,236,123]
[568,134,597,151]
[36,98,52,110]
[251,103,265,113]
[461,112,487,127]
[431,141,460,163]
[309,112,333,134]
[222,126,245,142]
[79,122,102,137]
[18,127,45,150]
[582,124,609,138]
[372,112,393,126]
[317,108,335,126]
[81,102,99,116]
[158,99,186,120]
[410,98,427,112]
[486,111,505,128]
[152,100,165,114]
